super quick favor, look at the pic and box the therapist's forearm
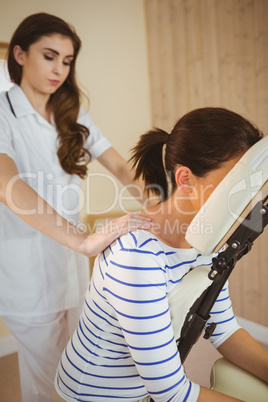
[0,153,88,252]
[0,154,154,258]
[1,175,88,251]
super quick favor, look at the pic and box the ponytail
[130,128,169,201]
[131,107,263,203]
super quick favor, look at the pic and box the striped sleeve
[207,281,241,348]
[103,246,200,402]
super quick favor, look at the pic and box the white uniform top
[0,85,112,317]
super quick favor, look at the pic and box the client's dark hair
[130,107,263,201]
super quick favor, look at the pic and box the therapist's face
[13,34,74,98]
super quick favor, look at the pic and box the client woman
[54,107,268,401]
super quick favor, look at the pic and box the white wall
[0,0,151,338]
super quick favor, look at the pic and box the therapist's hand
[78,213,154,257]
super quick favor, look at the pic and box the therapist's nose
[53,60,64,75]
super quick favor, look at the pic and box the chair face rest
[185,136,268,255]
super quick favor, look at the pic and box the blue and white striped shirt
[55,230,240,401]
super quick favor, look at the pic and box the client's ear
[174,166,193,193]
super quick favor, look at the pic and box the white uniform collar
[7,84,38,118]
[7,84,55,128]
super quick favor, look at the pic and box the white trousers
[4,305,83,402]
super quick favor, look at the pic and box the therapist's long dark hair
[130,107,263,201]
[7,12,90,179]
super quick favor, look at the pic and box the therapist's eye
[63,57,74,66]
[63,60,72,66]
[44,54,54,61]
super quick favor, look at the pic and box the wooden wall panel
[254,0,268,130]
[234,0,257,118]
[217,0,237,108]
[200,0,221,105]
[144,0,268,326]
